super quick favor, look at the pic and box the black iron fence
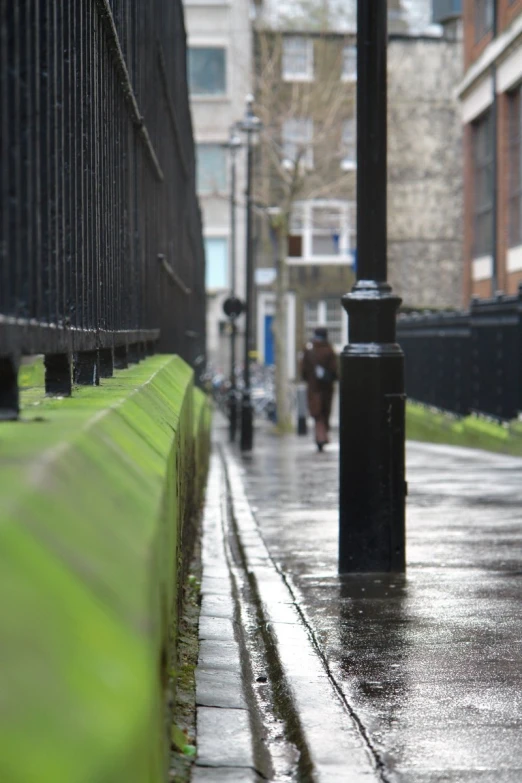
[397,286,522,421]
[0,0,206,418]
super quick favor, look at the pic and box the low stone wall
[0,355,211,783]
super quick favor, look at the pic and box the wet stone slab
[196,659,246,712]
[394,772,522,783]
[198,638,242,672]
[195,456,255,776]
[195,706,254,769]
[200,575,232,595]
[198,616,236,642]
[191,767,265,783]
[200,593,235,620]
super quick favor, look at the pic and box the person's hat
[314,327,328,340]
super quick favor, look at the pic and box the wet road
[237,429,522,782]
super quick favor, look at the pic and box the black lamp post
[223,127,242,442]
[237,95,262,452]
[339,0,406,573]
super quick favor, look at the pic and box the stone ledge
[0,355,211,783]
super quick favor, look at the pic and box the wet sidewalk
[195,421,522,782]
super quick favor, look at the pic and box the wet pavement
[223,425,522,782]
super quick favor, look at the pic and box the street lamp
[338,0,406,572]
[237,95,262,452]
[222,126,243,442]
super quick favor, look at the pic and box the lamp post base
[339,283,406,573]
[240,391,254,452]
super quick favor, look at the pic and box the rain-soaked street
[234,428,522,781]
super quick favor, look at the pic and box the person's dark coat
[301,339,338,426]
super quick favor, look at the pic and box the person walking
[301,327,338,451]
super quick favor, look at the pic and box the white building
[183,0,253,371]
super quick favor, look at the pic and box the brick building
[456,0,522,300]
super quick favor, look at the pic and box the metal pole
[240,120,254,451]
[491,2,498,294]
[339,0,406,573]
[229,145,238,442]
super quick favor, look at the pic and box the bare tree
[254,28,356,432]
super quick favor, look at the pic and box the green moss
[18,355,45,389]
[0,355,211,783]
[406,402,522,456]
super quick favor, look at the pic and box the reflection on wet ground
[238,429,522,782]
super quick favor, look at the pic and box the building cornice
[456,13,522,99]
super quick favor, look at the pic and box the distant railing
[397,286,522,421]
[0,0,206,418]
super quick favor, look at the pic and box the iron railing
[0,0,206,418]
[397,286,522,421]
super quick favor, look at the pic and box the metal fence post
[74,351,100,386]
[45,354,72,396]
[0,357,19,421]
[114,344,129,370]
[339,0,406,573]
[99,348,114,378]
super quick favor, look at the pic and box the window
[342,45,356,81]
[188,47,226,96]
[205,237,228,290]
[474,0,494,42]
[508,89,522,248]
[282,36,313,81]
[432,0,464,23]
[288,200,355,261]
[196,144,227,194]
[282,118,314,169]
[341,118,356,169]
[288,208,304,257]
[472,110,493,259]
[311,206,343,256]
[304,299,344,347]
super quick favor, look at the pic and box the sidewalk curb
[193,455,267,782]
[222,445,382,783]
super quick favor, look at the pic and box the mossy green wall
[0,355,211,783]
[407,402,522,456]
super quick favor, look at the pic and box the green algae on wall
[407,402,522,456]
[0,355,211,783]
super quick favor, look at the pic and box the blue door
[264,315,274,365]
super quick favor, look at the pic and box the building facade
[252,13,463,376]
[457,0,522,300]
[388,34,463,309]
[183,0,253,371]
